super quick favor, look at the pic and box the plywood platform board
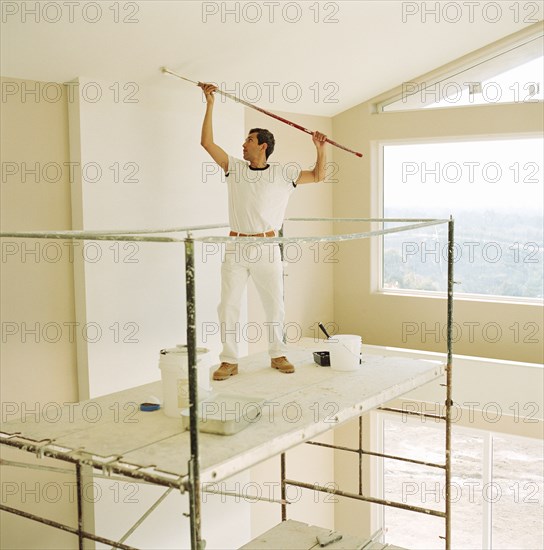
[1,345,444,485]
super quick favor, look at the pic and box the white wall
[0,76,77,407]
[1,76,79,550]
[68,76,239,400]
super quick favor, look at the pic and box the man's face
[242,132,264,161]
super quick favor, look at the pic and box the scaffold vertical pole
[281,453,287,521]
[358,416,363,495]
[445,217,454,550]
[76,463,83,550]
[185,235,202,550]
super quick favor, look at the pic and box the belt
[229,230,276,237]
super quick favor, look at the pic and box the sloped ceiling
[1,1,540,116]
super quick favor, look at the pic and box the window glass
[382,138,543,299]
[380,415,543,549]
[381,37,543,112]
[383,417,484,549]
[491,434,544,549]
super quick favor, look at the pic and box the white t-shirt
[225,155,300,233]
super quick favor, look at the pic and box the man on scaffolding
[199,82,327,381]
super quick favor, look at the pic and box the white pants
[218,241,287,363]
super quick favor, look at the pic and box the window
[378,33,543,112]
[381,137,543,300]
[376,413,544,549]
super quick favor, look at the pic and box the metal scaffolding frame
[0,216,454,550]
[279,218,455,549]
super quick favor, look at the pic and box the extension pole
[161,67,363,158]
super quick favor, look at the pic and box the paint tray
[180,393,264,435]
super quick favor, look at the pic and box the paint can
[158,345,212,418]
[328,334,362,372]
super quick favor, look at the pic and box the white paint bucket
[328,334,362,372]
[159,345,212,418]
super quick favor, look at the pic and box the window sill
[376,288,544,306]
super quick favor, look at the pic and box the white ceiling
[1,1,539,116]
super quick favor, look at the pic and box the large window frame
[373,410,544,550]
[376,132,543,305]
[374,26,543,114]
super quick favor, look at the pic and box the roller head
[159,67,199,86]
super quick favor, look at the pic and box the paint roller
[161,67,363,158]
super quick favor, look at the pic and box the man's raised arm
[199,83,229,173]
[295,131,328,185]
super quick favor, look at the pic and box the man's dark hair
[249,128,275,159]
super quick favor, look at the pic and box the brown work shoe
[271,356,295,374]
[213,362,238,381]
